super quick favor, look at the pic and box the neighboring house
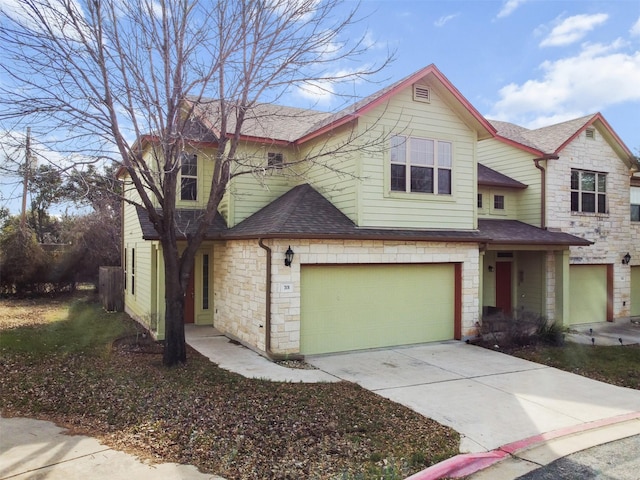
[121,64,637,358]
[631,167,640,319]
[478,114,639,325]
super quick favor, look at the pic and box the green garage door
[569,265,607,325]
[300,264,455,355]
[632,266,640,318]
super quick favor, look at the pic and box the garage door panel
[632,266,640,318]
[569,265,607,325]
[301,264,454,355]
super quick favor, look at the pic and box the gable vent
[413,85,431,103]
[585,128,595,140]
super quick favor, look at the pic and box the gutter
[258,238,304,362]
[532,154,559,229]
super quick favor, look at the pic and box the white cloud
[496,0,527,19]
[294,80,335,105]
[540,13,609,47]
[434,13,459,28]
[489,40,640,128]
[631,17,640,37]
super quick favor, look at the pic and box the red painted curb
[405,411,640,480]
[500,411,640,455]
[404,451,508,480]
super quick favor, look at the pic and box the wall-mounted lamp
[622,252,631,265]
[284,246,294,267]
[488,265,494,272]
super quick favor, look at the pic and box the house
[478,115,639,325]
[121,64,637,358]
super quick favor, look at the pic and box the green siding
[356,80,477,230]
[299,123,359,223]
[300,264,454,355]
[517,252,545,315]
[477,138,541,226]
[569,265,607,325]
[631,266,640,317]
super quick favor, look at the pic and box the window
[180,153,197,201]
[131,248,135,295]
[123,248,127,291]
[631,186,640,222]
[268,152,284,168]
[571,169,606,213]
[202,254,210,310]
[494,195,505,210]
[477,194,483,208]
[390,135,452,194]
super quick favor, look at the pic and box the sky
[1,0,639,215]
[289,0,640,151]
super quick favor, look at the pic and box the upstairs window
[390,135,452,195]
[477,194,483,208]
[631,186,640,222]
[268,152,284,168]
[494,195,505,210]
[180,153,197,201]
[571,169,606,213]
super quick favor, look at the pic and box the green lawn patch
[0,295,459,480]
[505,343,640,390]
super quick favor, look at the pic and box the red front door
[184,272,195,324]
[496,262,512,314]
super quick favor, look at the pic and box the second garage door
[569,265,608,325]
[631,266,640,318]
[300,264,455,355]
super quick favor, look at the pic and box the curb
[406,411,640,480]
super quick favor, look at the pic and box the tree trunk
[162,240,187,366]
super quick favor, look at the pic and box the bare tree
[0,0,391,366]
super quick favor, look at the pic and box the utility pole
[20,127,31,229]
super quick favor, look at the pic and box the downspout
[258,239,304,361]
[532,154,559,230]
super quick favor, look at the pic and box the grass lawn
[0,293,459,480]
[503,342,640,390]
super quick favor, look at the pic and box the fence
[99,266,124,312]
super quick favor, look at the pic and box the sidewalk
[0,416,223,480]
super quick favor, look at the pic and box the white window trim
[389,135,453,196]
[571,169,607,214]
[180,153,198,202]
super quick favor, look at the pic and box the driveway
[306,342,640,453]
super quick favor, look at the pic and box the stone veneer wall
[545,132,633,320]
[214,238,480,355]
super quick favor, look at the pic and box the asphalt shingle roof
[135,186,590,247]
[136,206,227,241]
[478,164,527,189]
[488,115,597,154]
[478,219,591,246]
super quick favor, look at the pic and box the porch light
[622,252,631,265]
[284,246,294,267]
[488,265,494,272]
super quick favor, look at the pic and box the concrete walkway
[0,416,223,480]
[185,325,337,382]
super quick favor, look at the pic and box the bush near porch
[478,309,640,390]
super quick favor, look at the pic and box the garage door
[569,265,607,325]
[300,264,455,355]
[632,266,640,318]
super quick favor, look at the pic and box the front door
[496,262,512,314]
[184,272,195,324]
